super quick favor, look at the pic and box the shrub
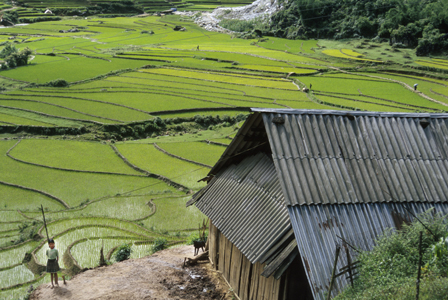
[222,115,231,123]
[153,117,165,128]
[151,238,167,253]
[46,79,69,87]
[115,243,132,262]
[19,17,61,23]
[335,211,448,300]
[235,113,248,122]
[0,42,17,59]
[186,231,208,245]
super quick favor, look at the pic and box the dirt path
[30,246,231,300]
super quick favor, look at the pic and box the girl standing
[46,238,65,288]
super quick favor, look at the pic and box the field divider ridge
[312,92,418,111]
[17,210,41,222]
[378,71,448,86]
[0,179,69,210]
[37,221,154,241]
[9,93,155,115]
[63,237,85,275]
[106,244,119,261]
[430,89,448,101]
[329,66,448,108]
[137,70,302,91]
[159,65,289,80]
[80,82,288,106]
[204,140,229,147]
[0,104,104,125]
[153,143,212,168]
[0,272,46,293]
[6,139,148,178]
[0,97,124,123]
[0,263,22,273]
[132,198,156,222]
[31,224,155,273]
[292,77,357,110]
[110,144,190,191]
[150,107,250,116]
[17,191,177,222]
[118,73,304,99]
[313,90,439,111]
[64,235,152,275]
[0,239,34,253]
[56,52,112,62]
[253,43,329,64]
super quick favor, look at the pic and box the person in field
[46,238,66,288]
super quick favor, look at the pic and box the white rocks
[175,0,281,33]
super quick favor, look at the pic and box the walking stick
[40,205,50,243]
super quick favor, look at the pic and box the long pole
[40,205,50,243]
[327,245,341,300]
[416,231,423,300]
[346,244,354,288]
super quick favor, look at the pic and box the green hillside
[233,0,448,56]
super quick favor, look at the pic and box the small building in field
[188,109,448,300]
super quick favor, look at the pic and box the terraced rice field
[0,11,447,300]
[157,141,225,166]
[115,143,209,189]
[415,59,448,70]
[322,49,382,62]
[0,124,228,298]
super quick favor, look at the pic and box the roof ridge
[251,108,448,118]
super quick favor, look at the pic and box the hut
[187,109,448,300]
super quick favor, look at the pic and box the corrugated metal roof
[289,202,448,300]
[195,152,292,264]
[261,110,448,205]
[208,112,268,176]
[251,108,448,118]
[193,109,448,299]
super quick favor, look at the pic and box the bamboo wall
[209,221,284,300]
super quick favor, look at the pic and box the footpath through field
[30,245,232,300]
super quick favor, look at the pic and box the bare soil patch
[30,246,231,300]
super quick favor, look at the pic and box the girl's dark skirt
[46,259,60,273]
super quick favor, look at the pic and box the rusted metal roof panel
[258,109,448,205]
[195,152,292,263]
[288,202,448,300]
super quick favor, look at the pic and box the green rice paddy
[72,238,139,268]
[0,265,35,289]
[157,141,225,166]
[0,9,447,300]
[116,143,209,189]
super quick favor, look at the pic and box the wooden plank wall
[209,223,282,300]
[209,221,219,270]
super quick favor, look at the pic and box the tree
[1,45,32,69]
[0,42,17,59]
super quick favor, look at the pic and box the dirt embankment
[31,246,232,300]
